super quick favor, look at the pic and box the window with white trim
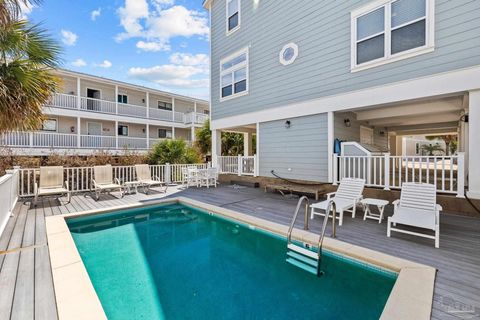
[226,0,240,33]
[117,94,128,104]
[220,48,248,100]
[41,119,57,132]
[118,125,129,136]
[158,129,172,139]
[352,0,434,70]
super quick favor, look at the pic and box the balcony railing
[118,136,147,149]
[80,135,116,149]
[46,93,208,125]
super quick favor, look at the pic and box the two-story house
[1,69,209,155]
[205,0,480,200]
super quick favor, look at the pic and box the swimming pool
[67,203,397,319]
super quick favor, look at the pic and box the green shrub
[148,139,201,165]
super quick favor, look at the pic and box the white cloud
[60,30,78,46]
[19,1,34,19]
[169,53,208,68]
[128,64,208,89]
[94,60,112,68]
[136,41,170,52]
[116,1,209,52]
[71,59,87,67]
[91,8,101,21]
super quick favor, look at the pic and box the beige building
[1,69,209,155]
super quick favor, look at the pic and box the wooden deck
[0,185,479,319]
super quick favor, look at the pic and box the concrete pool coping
[45,196,436,320]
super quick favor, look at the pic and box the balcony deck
[0,185,479,319]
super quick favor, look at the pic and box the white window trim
[351,0,435,73]
[118,93,128,104]
[87,122,103,136]
[219,46,249,102]
[85,87,102,100]
[225,0,241,36]
[157,100,173,110]
[158,128,172,139]
[279,43,299,66]
[41,118,58,132]
[118,124,129,137]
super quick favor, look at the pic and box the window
[352,0,434,71]
[42,119,57,132]
[117,94,128,104]
[158,129,172,139]
[118,125,129,136]
[226,0,240,33]
[158,101,173,111]
[220,47,248,100]
[279,43,299,66]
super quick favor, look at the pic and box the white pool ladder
[286,197,337,277]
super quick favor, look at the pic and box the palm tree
[0,0,40,24]
[421,143,444,156]
[0,20,61,133]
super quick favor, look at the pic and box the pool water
[68,203,396,320]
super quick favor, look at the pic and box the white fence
[0,168,19,237]
[17,163,209,197]
[218,155,257,176]
[333,153,465,197]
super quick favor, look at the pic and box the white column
[172,97,176,138]
[77,117,81,147]
[327,111,334,183]
[243,132,252,156]
[191,126,196,142]
[468,90,480,199]
[146,124,150,149]
[255,123,260,176]
[115,120,119,149]
[76,77,81,109]
[212,129,222,168]
[194,101,197,124]
[146,92,150,118]
[115,85,119,114]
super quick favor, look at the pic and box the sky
[24,0,210,100]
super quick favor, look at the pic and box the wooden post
[332,153,338,185]
[457,152,465,198]
[384,153,391,190]
[237,155,242,176]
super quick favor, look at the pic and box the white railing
[32,132,77,148]
[80,97,116,114]
[1,132,30,146]
[118,137,147,149]
[80,135,116,149]
[149,108,173,121]
[0,168,19,237]
[218,155,257,176]
[46,93,77,109]
[174,111,185,123]
[184,112,208,124]
[17,163,209,197]
[333,153,465,197]
[118,103,147,118]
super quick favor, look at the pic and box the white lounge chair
[34,166,70,206]
[134,164,167,194]
[310,178,365,226]
[387,182,441,248]
[92,165,123,200]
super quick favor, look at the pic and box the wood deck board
[0,185,478,319]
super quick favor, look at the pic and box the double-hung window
[220,47,248,100]
[117,94,128,104]
[118,125,129,136]
[226,0,240,34]
[158,101,173,111]
[352,0,434,71]
[158,129,172,139]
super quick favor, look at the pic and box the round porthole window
[279,43,298,66]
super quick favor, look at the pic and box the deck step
[286,258,317,275]
[286,251,318,267]
[287,243,317,259]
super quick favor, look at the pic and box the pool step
[286,244,319,275]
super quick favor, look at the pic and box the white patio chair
[387,182,441,248]
[198,167,218,188]
[92,165,123,200]
[310,178,365,226]
[34,166,70,206]
[134,164,167,194]
[183,167,199,188]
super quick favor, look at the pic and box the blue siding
[210,0,480,120]
[259,114,328,182]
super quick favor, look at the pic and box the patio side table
[361,198,389,223]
